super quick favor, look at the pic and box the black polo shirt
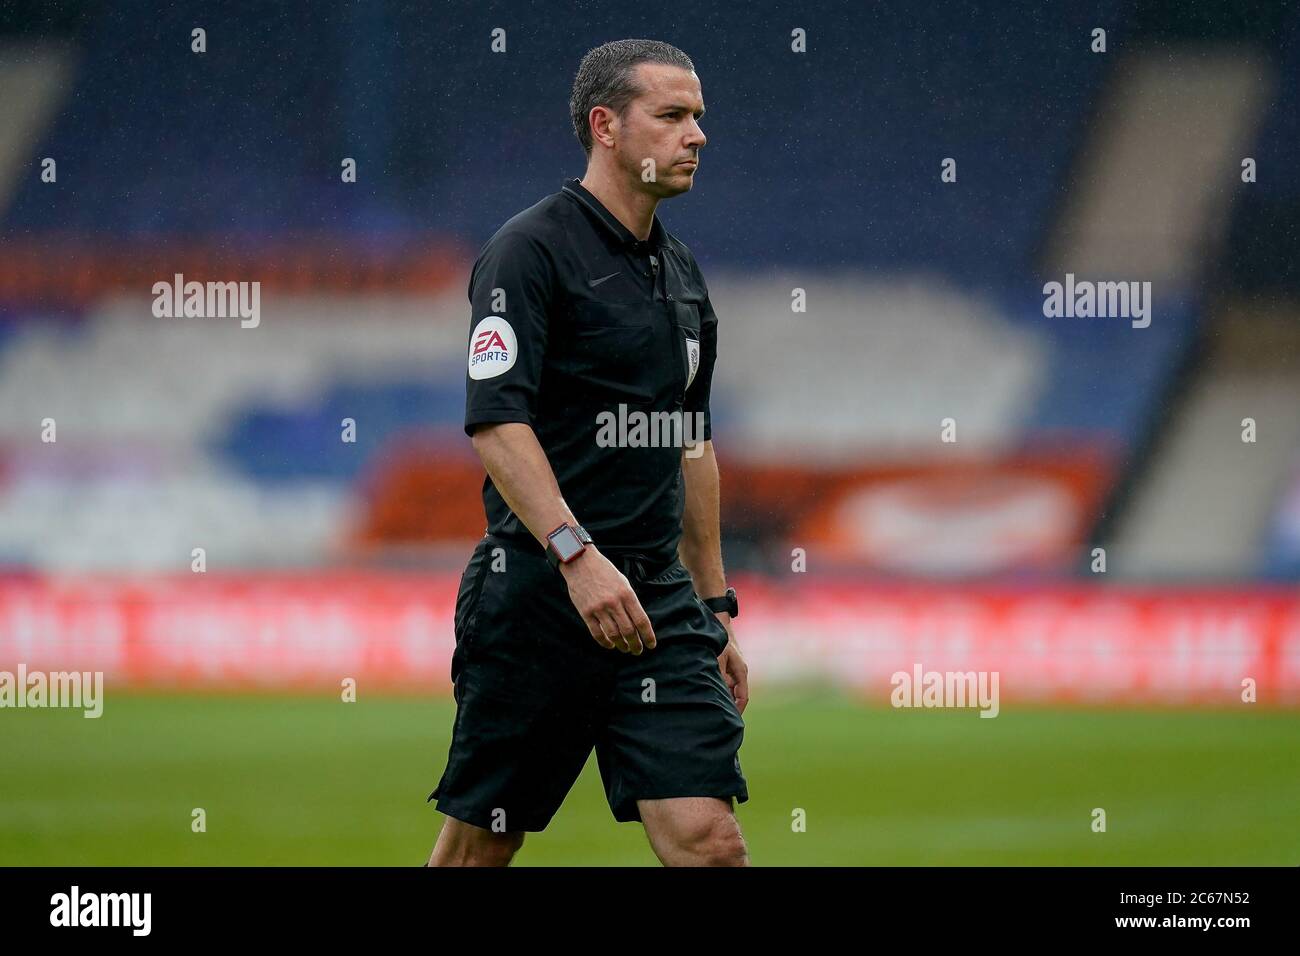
[463,177,718,558]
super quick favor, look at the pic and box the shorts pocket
[642,557,691,587]
[451,539,493,685]
[695,597,732,657]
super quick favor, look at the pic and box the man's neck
[579,166,658,241]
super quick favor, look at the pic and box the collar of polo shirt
[562,178,666,253]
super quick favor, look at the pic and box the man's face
[608,63,707,197]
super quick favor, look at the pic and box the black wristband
[702,587,738,618]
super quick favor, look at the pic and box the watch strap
[702,587,737,618]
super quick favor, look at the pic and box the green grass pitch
[2,689,1297,865]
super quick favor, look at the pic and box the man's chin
[663,171,696,195]
[637,170,695,198]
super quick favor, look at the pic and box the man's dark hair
[570,39,695,157]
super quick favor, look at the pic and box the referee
[426,39,749,867]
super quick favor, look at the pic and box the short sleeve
[463,229,556,436]
[683,273,718,442]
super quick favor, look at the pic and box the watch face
[549,526,584,562]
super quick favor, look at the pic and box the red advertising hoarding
[2,573,1297,706]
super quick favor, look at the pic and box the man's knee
[648,802,749,866]
[429,817,525,866]
[688,816,748,867]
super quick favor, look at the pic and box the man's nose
[685,120,707,150]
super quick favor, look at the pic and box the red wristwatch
[545,522,592,569]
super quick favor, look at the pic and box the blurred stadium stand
[0,0,1298,699]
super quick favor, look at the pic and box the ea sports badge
[468,316,517,379]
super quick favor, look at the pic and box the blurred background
[0,0,1297,865]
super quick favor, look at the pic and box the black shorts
[428,534,748,831]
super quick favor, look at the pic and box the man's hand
[714,612,749,714]
[559,547,657,655]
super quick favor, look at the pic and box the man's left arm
[680,440,749,714]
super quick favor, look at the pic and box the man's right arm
[469,422,655,654]
[462,228,653,655]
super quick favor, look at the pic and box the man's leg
[638,796,749,867]
[596,567,750,865]
[427,816,524,867]
[427,537,615,864]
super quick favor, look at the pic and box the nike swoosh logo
[588,272,621,287]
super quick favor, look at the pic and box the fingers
[604,593,650,654]
[607,604,643,655]
[733,666,750,715]
[585,617,616,650]
[587,593,655,655]
[628,601,656,650]
[566,554,658,654]
[596,608,635,654]
[718,645,749,714]
[588,600,635,653]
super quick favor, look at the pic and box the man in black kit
[426,39,749,867]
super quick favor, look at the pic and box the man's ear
[589,105,616,150]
